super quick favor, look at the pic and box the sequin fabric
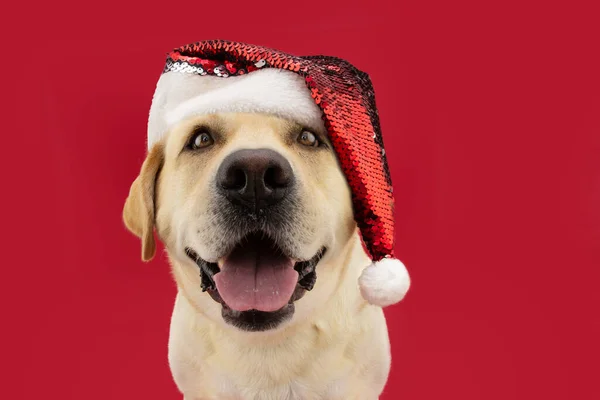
[163,40,395,261]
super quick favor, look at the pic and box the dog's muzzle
[183,148,326,330]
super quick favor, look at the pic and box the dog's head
[123,111,359,332]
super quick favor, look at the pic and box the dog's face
[123,112,357,332]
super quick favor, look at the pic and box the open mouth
[185,232,326,314]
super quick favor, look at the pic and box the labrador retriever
[123,112,394,399]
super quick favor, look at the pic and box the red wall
[3,0,600,399]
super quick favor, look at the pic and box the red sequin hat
[147,40,410,307]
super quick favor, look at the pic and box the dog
[123,111,394,399]
[122,41,411,400]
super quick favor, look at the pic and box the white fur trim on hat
[359,258,411,307]
[147,68,325,150]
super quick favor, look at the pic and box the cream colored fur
[123,112,393,400]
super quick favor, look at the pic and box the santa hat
[147,40,410,307]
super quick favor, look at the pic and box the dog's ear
[123,143,164,262]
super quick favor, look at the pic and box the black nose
[217,149,294,210]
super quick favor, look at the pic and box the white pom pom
[358,258,411,307]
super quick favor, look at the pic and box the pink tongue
[213,237,298,312]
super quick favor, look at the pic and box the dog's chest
[170,328,360,400]
[176,357,361,400]
[197,367,353,400]
[168,294,389,400]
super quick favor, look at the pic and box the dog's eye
[188,130,214,150]
[298,130,319,147]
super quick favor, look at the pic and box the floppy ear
[122,143,164,262]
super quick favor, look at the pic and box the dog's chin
[185,232,326,332]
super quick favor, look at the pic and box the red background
[2,0,599,399]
